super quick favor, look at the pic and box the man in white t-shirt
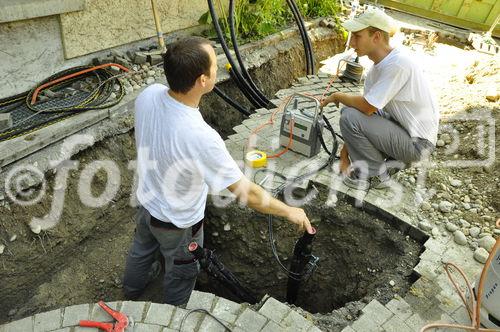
[123,37,313,305]
[321,8,439,190]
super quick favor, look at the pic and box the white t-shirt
[363,48,439,145]
[134,84,243,228]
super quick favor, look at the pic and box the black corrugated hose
[207,0,269,109]
[228,0,274,109]
[287,0,315,75]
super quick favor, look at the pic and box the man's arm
[227,176,313,233]
[321,92,378,116]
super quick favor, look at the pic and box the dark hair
[163,36,212,93]
[367,27,390,41]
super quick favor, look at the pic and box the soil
[0,132,422,326]
[0,24,499,331]
[198,191,422,314]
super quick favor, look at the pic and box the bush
[200,0,342,43]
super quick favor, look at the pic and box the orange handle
[79,320,113,332]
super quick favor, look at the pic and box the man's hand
[228,176,314,234]
[321,92,340,108]
[285,207,313,233]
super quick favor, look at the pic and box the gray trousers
[339,107,434,177]
[123,206,203,305]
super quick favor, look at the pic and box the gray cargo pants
[339,107,434,177]
[123,206,203,306]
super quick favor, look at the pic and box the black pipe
[189,242,257,304]
[293,0,316,74]
[286,0,315,75]
[286,228,317,304]
[207,0,268,109]
[228,0,275,109]
[227,66,262,110]
[213,85,251,117]
[292,0,315,74]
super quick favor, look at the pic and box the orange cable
[268,117,294,159]
[419,237,500,332]
[30,63,130,105]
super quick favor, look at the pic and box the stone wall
[0,0,225,99]
[59,0,222,58]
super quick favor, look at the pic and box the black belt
[149,216,204,236]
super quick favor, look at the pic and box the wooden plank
[456,0,473,19]
[430,0,446,13]
[484,1,500,27]
[377,0,500,36]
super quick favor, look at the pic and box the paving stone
[0,113,12,131]
[62,303,91,327]
[51,328,71,332]
[144,303,174,326]
[423,238,448,254]
[260,320,287,332]
[306,325,323,332]
[34,308,62,332]
[419,308,455,327]
[121,301,146,322]
[160,328,176,332]
[450,305,471,326]
[385,298,413,321]
[187,291,216,311]
[234,308,268,331]
[381,315,411,332]
[361,300,393,326]
[280,309,313,331]
[90,301,120,322]
[211,297,242,324]
[414,259,440,280]
[351,315,382,332]
[258,297,290,323]
[74,328,99,332]
[198,314,229,332]
[404,313,427,332]
[341,326,356,332]
[0,317,34,332]
[435,289,463,315]
[133,322,162,332]
[169,308,203,331]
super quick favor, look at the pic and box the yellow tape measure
[245,150,267,168]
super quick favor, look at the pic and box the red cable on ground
[30,63,130,105]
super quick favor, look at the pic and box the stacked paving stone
[0,292,321,332]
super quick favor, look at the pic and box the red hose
[30,63,129,105]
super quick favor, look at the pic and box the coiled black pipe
[207,0,268,109]
[228,0,274,109]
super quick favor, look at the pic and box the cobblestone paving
[0,75,484,331]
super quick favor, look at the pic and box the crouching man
[321,8,439,190]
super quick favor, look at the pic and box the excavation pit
[197,188,424,314]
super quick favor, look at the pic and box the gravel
[453,231,467,245]
[473,248,489,264]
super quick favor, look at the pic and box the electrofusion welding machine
[279,93,324,158]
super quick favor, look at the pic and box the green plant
[199,0,342,43]
[296,0,341,19]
